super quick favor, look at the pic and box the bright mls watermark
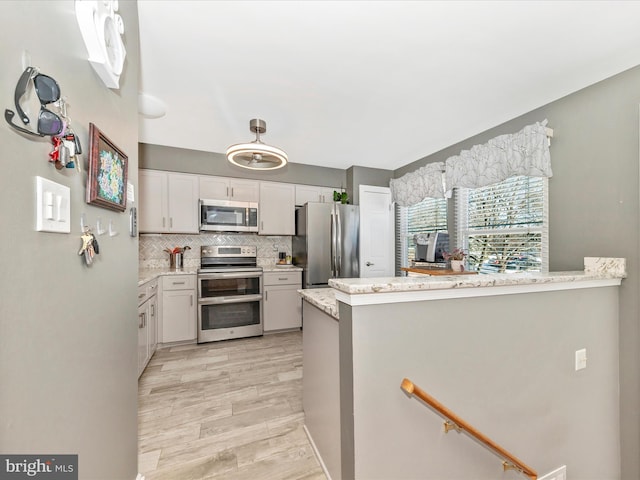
[0,456,77,480]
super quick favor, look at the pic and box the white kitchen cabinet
[160,275,196,344]
[139,169,199,233]
[295,184,336,206]
[263,270,302,332]
[199,176,259,202]
[137,278,158,378]
[259,182,295,235]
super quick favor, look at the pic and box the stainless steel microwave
[200,199,258,232]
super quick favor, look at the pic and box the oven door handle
[199,272,263,280]
[199,294,263,305]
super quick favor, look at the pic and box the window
[396,197,448,270]
[396,175,548,275]
[455,176,548,273]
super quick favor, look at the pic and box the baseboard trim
[303,424,333,480]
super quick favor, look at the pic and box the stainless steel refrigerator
[293,202,359,288]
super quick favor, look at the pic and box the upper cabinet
[139,170,199,233]
[295,184,336,206]
[199,176,259,203]
[259,182,295,235]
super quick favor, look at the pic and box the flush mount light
[226,119,288,170]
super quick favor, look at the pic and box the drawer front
[138,279,159,305]
[162,274,196,291]
[264,271,302,286]
[138,284,150,306]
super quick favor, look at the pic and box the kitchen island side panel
[302,301,342,480]
[345,287,620,479]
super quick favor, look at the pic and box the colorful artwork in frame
[86,123,128,212]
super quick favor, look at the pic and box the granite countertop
[299,288,339,320]
[262,265,303,272]
[139,265,301,285]
[328,257,626,295]
[139,267,198,286]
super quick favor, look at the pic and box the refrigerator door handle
[336,206,342,277]
[330,210,336,277]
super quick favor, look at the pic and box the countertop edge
[298,288,339,320]
[328,258,626,297]
[333,276,621,306]
[139,268,198,286]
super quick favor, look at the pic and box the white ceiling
[137,1,640,171]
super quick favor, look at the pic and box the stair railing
[401,378,537,480]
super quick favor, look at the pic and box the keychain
[50,98,82,171]
[78,231,99,265]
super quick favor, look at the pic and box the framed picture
[86,123,128,212]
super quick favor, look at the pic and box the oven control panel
[201,245,256,258]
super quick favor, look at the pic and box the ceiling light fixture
[226,119,288,170]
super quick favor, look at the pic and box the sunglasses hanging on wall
[5,66,65,137]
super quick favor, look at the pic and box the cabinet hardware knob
[366,261,374,266]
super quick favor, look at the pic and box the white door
[359,185,394,277]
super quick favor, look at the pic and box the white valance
[444,120,552,193]
[390,120,552,207]
[389,162,445,207]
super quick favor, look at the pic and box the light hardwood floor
[138,331,326,480]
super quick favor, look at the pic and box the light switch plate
[36,176,71,233]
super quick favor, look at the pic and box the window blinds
[456,176,548,273]
[396,197,448,270]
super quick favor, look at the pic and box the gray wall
[346,166,393,205]
[140,142,347,188]
[342,287,620,479]
[0,2,139,478]
[394,65,640,479]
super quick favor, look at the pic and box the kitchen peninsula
[300,258,625,480]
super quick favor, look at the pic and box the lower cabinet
[160,274,196,344]
[138,279,158,378]
[263,271,302,332]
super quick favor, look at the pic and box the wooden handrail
[401,378,537,480]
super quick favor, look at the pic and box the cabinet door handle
[170,217,173,228]
[138,313,144,328]
[162,217,166,227]
[265,291,268,301]
[226,187,229,197]
[366,261,374,266]
[278,277,288,281]
[172,281,186,285]
[138,293,145,299]
[261,221,264,230]
[151,304,155,317]
[231,187,234,197]
[190,294,193,307]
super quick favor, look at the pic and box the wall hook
[96,217,106,235]
[108,219,118,237]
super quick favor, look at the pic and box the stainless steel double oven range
[197,245,263,343]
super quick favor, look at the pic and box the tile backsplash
[139,233,292,269]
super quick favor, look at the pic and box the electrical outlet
[538,465,567,480]
[575,348,587,371]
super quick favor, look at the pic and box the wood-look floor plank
[138,331,326,479]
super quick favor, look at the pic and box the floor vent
[539,465,567,480]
